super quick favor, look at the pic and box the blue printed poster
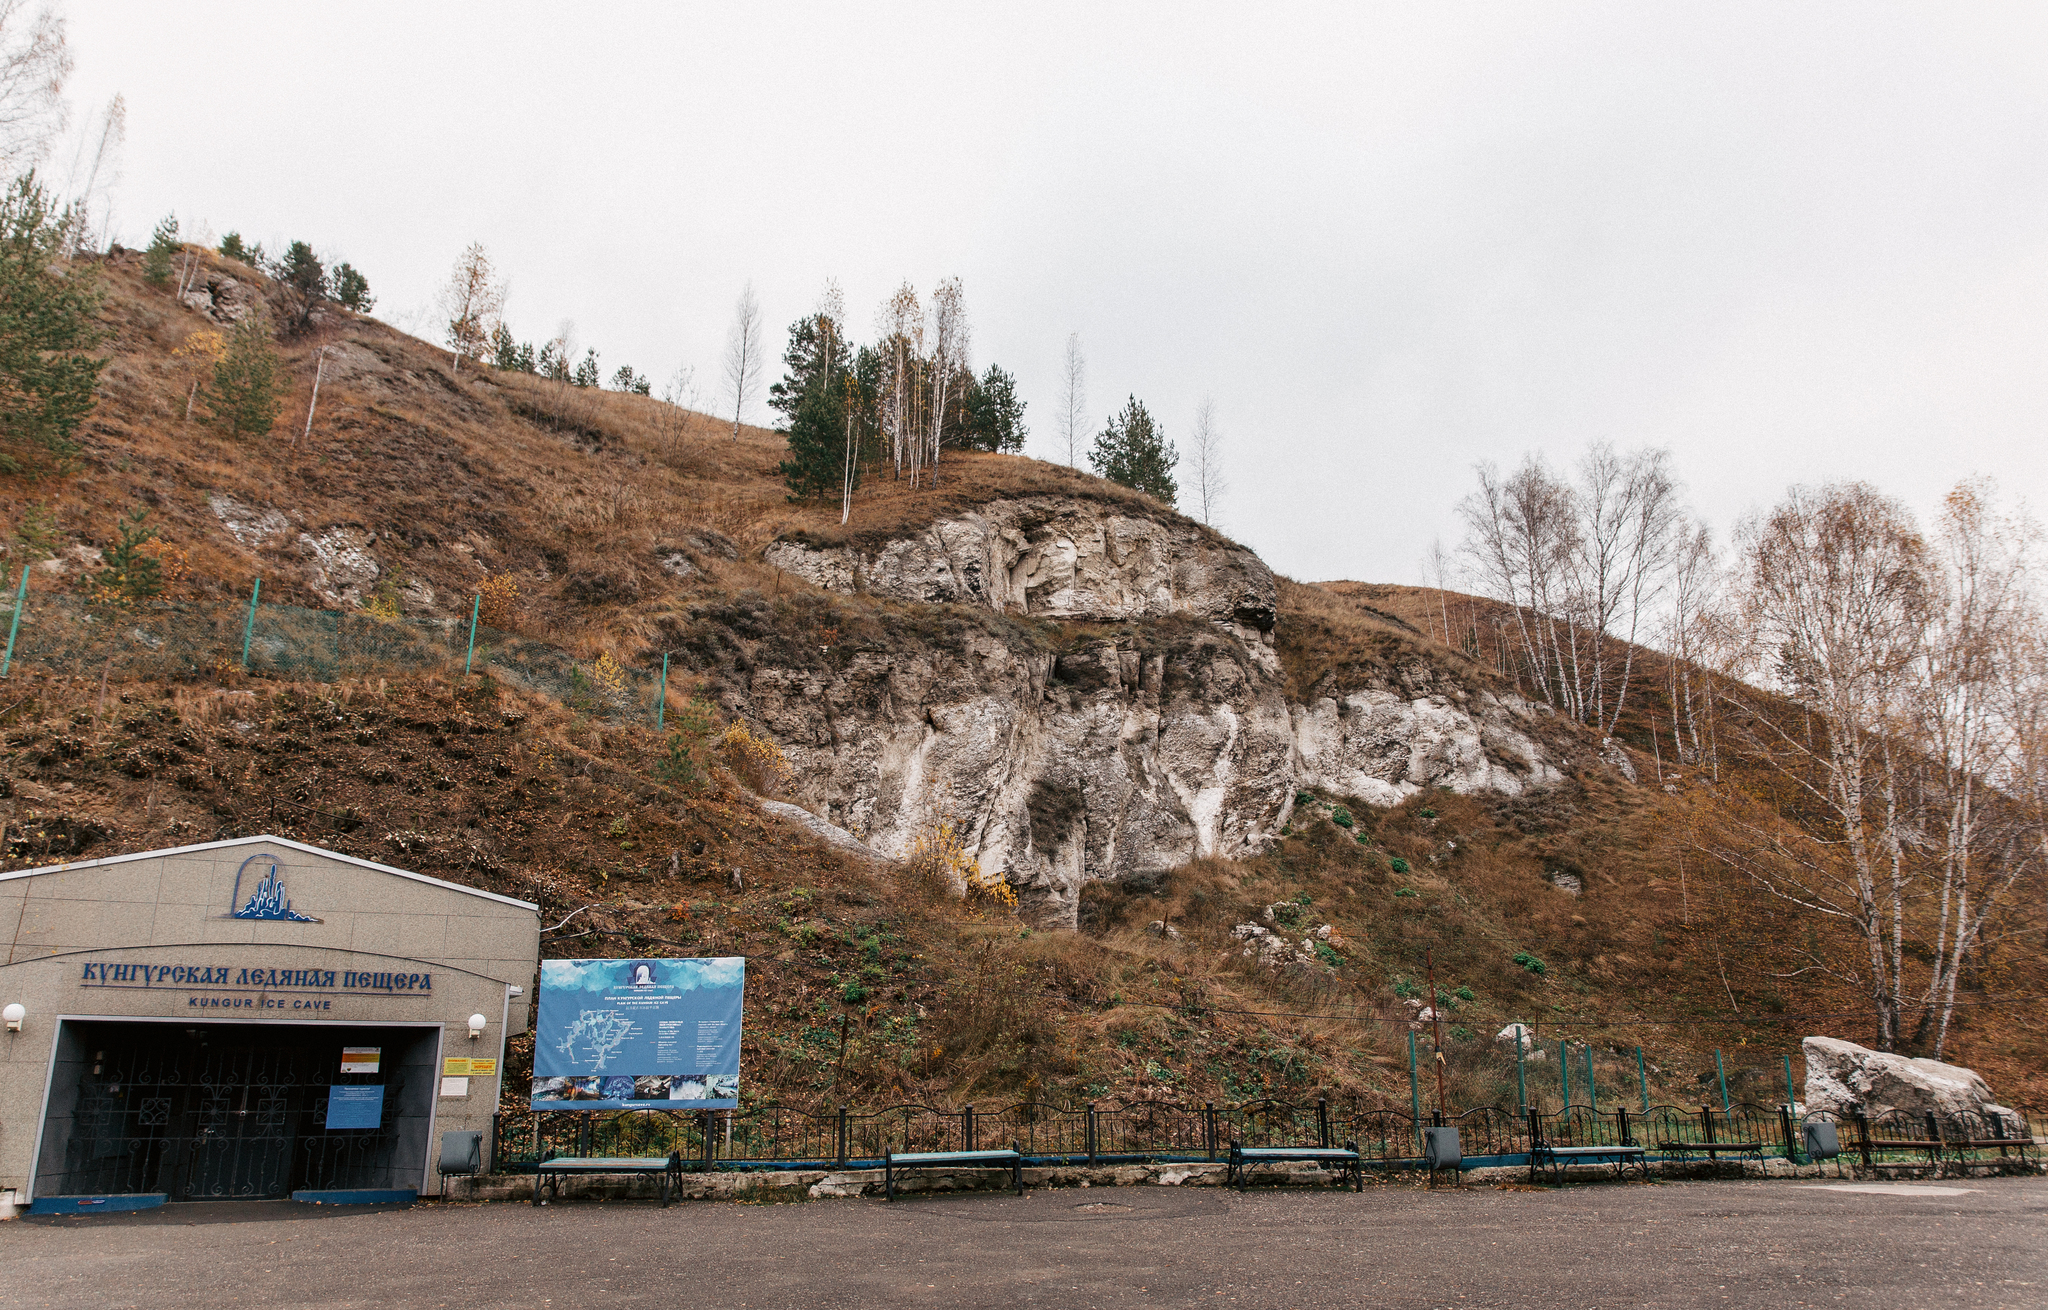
[532,957,745,1109]
[325,1085,385,1130]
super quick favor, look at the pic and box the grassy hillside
[0,245,2040,1117]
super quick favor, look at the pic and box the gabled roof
[0,834,537,911]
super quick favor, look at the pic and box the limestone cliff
[716,496,1588,927]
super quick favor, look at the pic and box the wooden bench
[1226,1142,1363,1191]
[1529,1144,1647,1184]
[883,1143,1023,1200]
[531,1152,686,1207]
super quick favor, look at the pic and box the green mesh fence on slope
[0,583,664,725]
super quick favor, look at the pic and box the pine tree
[332,262,373,312]
[0,175,107,476]
[1088,396,1178,505]
[204,316,285,438]
[962,364,1027,452]
[218,232,251,264]
[572,350,601,388]
[143,214,179,288]
[88,509,163,606]
[779,380,856,502]
[273,240,327,333]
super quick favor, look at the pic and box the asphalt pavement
[4,1176,2044,1310]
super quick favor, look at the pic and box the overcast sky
[67,3,2048,581]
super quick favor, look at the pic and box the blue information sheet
[531,957,745,1109]
[325,1084,385,1130]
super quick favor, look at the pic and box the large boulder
[1802,1036,2022,1133]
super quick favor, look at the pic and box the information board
[325,1085,385,1130]
[531,957,745,1109]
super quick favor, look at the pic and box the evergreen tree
[490,323,522,370]
[572,349,602,388]
[204,316,285,438]
[962,364,1028,452]
[0,175,107,476]
[88,509,163,606]
[767,314,843,425]
[272,240,327,334]
[1088,396,1178,505]
[218,232,251,264]
[778,379,853,502]
[143,214,179,288]
[611,364,649,394]
[332,262,373,312]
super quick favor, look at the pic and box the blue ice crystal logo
[228,852,321,922]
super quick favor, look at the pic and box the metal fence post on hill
[1,566,27,678]
[463,593,481,675]
[1637,1046,1650,1113]
[1560,1041,1571,1109]
[1584,1045,1597,1112]
[1715,1049,1731,1113]
[240,578,260,669]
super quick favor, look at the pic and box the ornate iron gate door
[183,1047,304,1199]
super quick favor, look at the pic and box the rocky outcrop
[764,496,1278,644]
[1290,687,1562,806]
[1803,1037,2022,1132]
[732,495,1578,925]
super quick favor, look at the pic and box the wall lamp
[467,1013,488,1041]
[3,1003,23,1032]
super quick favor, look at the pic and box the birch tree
[0,0,67,173]
[922,276,968,482]
[721,280,763,440]
[1188,395,1225,527]
[876,283,922,480]
[440,243,504,372]
[1057,332,1086,468]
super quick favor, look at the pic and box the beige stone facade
[0,836,537,1202]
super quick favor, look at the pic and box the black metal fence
[490,1098,2043,1176]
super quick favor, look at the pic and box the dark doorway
[37,1022,437,1200]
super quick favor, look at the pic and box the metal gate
[55,1029,412,1200]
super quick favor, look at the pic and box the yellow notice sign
[442,1057,473,1077]
[468,1058,498,1077]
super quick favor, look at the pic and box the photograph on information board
[531,957,745,1109]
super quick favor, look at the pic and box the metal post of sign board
[240,577,260,669]
[1407,1031,1422,1153]
[1715,1049,1731,1113]
[0,566,26,677]
[1515,1029,1528,1115]
[1783,1054,1796,1110]
[1638,1046,1651,1113]
[656,652,668,730]
[464,593,481,675]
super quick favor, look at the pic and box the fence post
[1854,1108,1873,1170]
[1086,1102,1098,1164]
[1783,1054,1797,1110]
[1202,1102,1214,1161]
[963,1103,975,1153]
[1560,1041,1572,1110]
[700,1110,713,1169]
[1317,1098,1330,1149]
[0,565,24,678]
[1617,1104,1632,1147]
[1515,1030,1528,1115]
[1584,1045,1597,1113]
[656,652,669,730]
[1637,1045,1650,1113]
[836,1104,848,1166]
[1714,1048,1731,1113]
[1924,1110,1943,1169]
[1407,1031,1423,1154]
[240,577,261,669]
[1779,1104,1798,1162]
[463,592,481,675]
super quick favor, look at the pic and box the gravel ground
[4,1175,2044,1310]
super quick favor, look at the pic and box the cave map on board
[531,957,745,1110]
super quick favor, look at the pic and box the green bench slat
[1537,1146,1645,1157]
[1235,1148,1359,1160]
[539,1157,677,1170]
[887,1150,1020,1165]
